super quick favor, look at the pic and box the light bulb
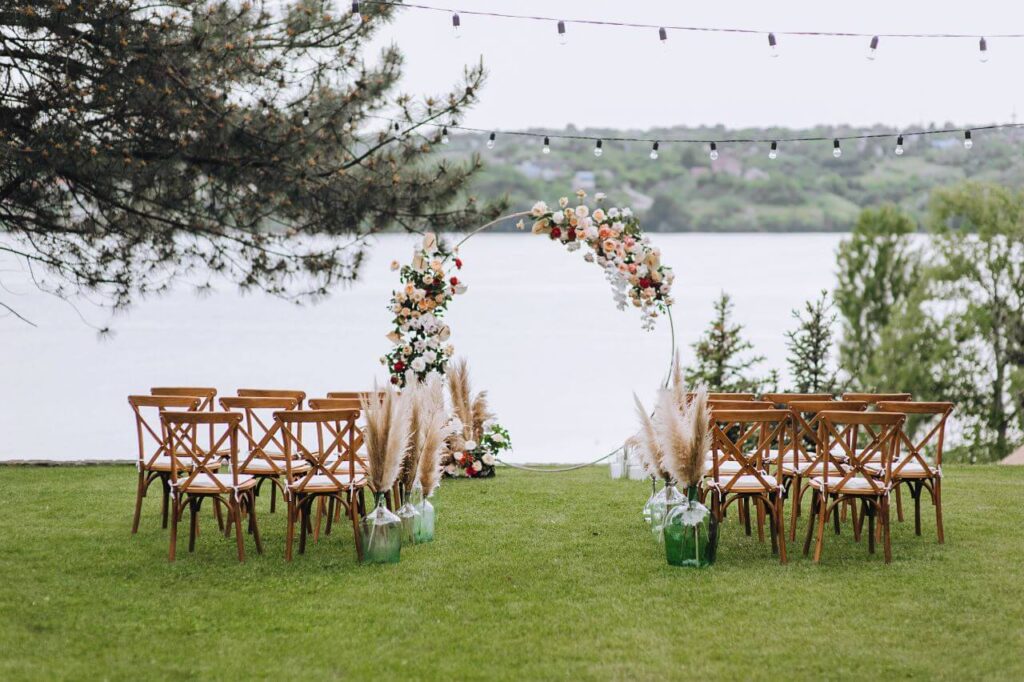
[542,136,550,154]
[594,139,603,157]
[832,139,842,158]
[486,132,496,149]
[451,12,460,38]
[979,37,989,63]
[867,36,879,61]
[441,126,449,144]
[895,135,904,156]
[659,27,667,43]
[769,141,778,159]
[964,130,973,149]
[557,20,567,46]
[301,110,310,126]
[709,142,718,161]
[768,32,779,58]
[351,1,362,26]
[343,117,353,132]
[649,141,659,160]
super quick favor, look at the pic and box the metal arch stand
[441,212,679,474]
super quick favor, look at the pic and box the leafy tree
[925,182,1024,459]
[0,0,503,325]
[685,291,776,393]
[785,289,838,393]
[834,205,921,384]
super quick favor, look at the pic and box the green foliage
[0,1,504,324]
[785,290,838,393]
[685,292,776,393]
[834,205,921,384]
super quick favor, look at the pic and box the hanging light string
[372,114,1023,148]
[360,1,1024,40]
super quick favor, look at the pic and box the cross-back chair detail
[841,392,912,405]
[161,411,261,562]
[877,401,953,543]
[707,408,789,563]
[804,410,905,564]
[128,395,202,534]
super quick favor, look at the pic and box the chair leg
[803,490,817,556]
[188,497,199,553]
[270,481,277,514]
[314,497,325,542]
[756,498,766,543]
[160,477,170,529]
[812,491,828,563]
[351,496,364,563]
[832,497,841,535]
[285,498,296,561]
[789,478,802,541]
[131,471,147,534]
[213,499,225,533]
[248,492,263,555]
[231,498,246,563]
[742,497,752,536]
[882,495,893,564]
[866,500,876,554]
[895,481,904,522]
[774,493,787,564]
[299,498,309,555]
[913,480,923,536]
[325,497,336,536]
[168,497,179,562]
[934,478,945,544]
[767,498,778,556]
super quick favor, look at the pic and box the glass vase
[652,482,686,544]
[360,493,402,564]
[413,497,435,543]
[396,500,421,545]
[642,478,661,525]
[406,480,424,507]
[664,485,718,568]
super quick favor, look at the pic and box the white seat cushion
[710,474,779,493]
[177,473,256,493]
[811,476,885,495]
[872,461,937,478]
[288,473,366,492]
[240,458,310,475]
[784,461,847,477]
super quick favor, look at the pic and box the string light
[301,110,310,126]
[487,131,496,149]
[350,1,362,26]
[964,130,974,149]
[768,32,779,57]
[979,37,989,62]
[542,136,551,154]
[451,12,460,38]
[895,135,904,155]
[594,139,603,157]
[709,142,719,160]
[867,36,879,60]
[769,141,778,159]
[557,20,567,45]
[832,139,842,158]
[441,126,449,144]
[649,141,659,160]
[659,27,667,43]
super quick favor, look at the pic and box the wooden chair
[325,391,383,402]
[876,401,953,543]
[706,408,789,563]
[237,388,306,408]
[699,392,756,401]
[128,395,202,533]
[783,400,869,540]
[151,386,218,410]
[219,396,308,514]
[762,393,835,405]
[274,409,368,562]
[803,411,905,564]
[162,411,261,562]
[841,392,912,405]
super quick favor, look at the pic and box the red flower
[566,228,576,242]
[550,227,562,240]
[465,466,476,477]
[390,376,399,384]
[449,276,459,286]
[639,277,652,289]
[394,360,405,372]
[455,258,463,269]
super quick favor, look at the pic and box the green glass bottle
[360,493,402,564]
[664,484,718,567]
[414,497,435,543]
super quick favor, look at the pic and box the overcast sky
[367,0,1024,132]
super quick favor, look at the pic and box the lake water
[0,232,845,463]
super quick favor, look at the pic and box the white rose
[491,432,505,444]
[558,197,569,208]
[551,211,564,225]
[622,207,633,217]
[607,207,620,218]
[411,357,426,372]
[594,192,606,202]
[530,201,548,217]
[464,440,477,451]
[422,350,437,364]
[575,205,589,218]
[482,454,495,466]
[444,464,457,476]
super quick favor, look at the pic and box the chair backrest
[309,397,363,411]
[325,391,382,402]
[219,396,301,473]
[128,395,201,469]
[272,409,363,493]
[237,388,306,409]
[701,392,756,401]
[841,392,912,405]
[816,411,905,492]
[151,387,218,411]
[877,401,954,473]
[709,408,789,492]
[786,400,869,466]
[162,411,243,492]
[762,393,835,406]
[708,399,776,410]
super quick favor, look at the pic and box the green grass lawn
[1,465,1022,680]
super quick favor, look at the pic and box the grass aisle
[0,465,1022,680]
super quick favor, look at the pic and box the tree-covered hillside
[443,124,1024,231]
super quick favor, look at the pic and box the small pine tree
[685,292,773,393]
[785,290,839,393]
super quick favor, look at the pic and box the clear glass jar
[360,493,402,564]
[414,497,435,544]
[652,482,686,543]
